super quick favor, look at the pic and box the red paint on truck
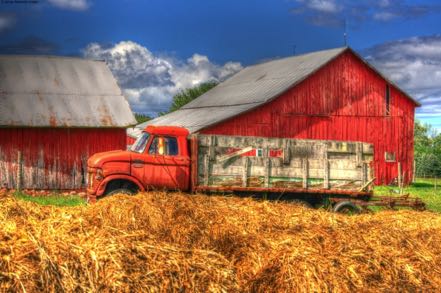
[87,126,191,199]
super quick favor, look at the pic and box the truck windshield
[130,132,150,153]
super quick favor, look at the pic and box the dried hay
[1,191,441,292]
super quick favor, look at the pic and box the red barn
[0,55,136,190]
[133,47,420,185]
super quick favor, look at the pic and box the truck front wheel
[103,179,139,197]
[105,188,136,197]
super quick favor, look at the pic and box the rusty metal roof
[141,47,419,134]
[0,55,136,128]
[127,104,253,138]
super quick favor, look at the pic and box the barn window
[385,84,391,116]
[385,151,396,162]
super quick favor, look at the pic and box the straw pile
[1,191,441,292]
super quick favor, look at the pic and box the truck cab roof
[144,125,190,137]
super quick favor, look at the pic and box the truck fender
[96,174,145,196]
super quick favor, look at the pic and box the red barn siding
[201,51,416,185]
[0,128,126,190]
[127,135,136,146]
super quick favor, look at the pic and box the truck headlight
[95,168,103,180]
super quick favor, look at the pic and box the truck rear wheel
[288,199,312,209]
[333,201,361,215]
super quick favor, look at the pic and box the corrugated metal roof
[182,47,347,109]
[140,47,346,133]
[140,47,419,134]
[128,104,254,137]
[0,55,136,127]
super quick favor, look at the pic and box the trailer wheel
[289,199,312,209]
[333,201,360,215]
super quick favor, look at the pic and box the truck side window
[148,137,158,155]
[148,136,178,156]
[165,137,178,156]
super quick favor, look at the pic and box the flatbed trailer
[190,134,424,212]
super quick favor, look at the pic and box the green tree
[134,113,151,124]
[160,81,218,115]
[414,120,441,177]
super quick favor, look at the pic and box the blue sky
[1,0,440,130]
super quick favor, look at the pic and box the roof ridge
[181,101,263,110]
[245,46,347,69]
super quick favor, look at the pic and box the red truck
[87,125,425,212]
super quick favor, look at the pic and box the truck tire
[105,188,136,197]
[333,201,360,215]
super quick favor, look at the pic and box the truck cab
[87,126,190,201]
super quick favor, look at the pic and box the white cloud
[298,0,341,13]
[0,13,16,33]
[373,11,397,21]
[365,35,441,131]
[292,0,440,27]
[82,41,242,116]
[48,0,89,10]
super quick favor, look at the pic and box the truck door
[144,135,190,190]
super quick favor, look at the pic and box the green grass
[10,178,441,211]
[14,191,86,207]
[374,178,441,212]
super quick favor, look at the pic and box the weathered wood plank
[356,142,363,167]
[264,147,270,187]
[197,134,374,192]
[208,135,216,161]
[16,151,22,191]
[323,150,329,189]
[203,154,210,186]
[283,139,291,165]
[242,157,249,187]
[361,162,368,186]
[302,158,308,189]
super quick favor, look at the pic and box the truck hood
[88,150,132,168]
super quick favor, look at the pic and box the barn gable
[140,47,418,134]
[0,55,136,128]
